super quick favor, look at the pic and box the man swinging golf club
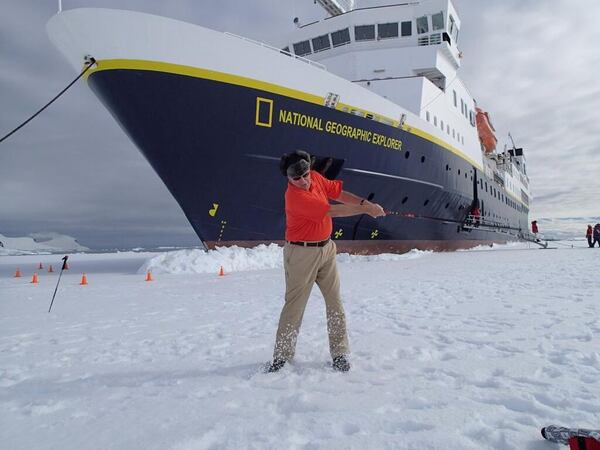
[267,150,386,372]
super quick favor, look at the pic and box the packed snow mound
[140,244,284,274]
[140,244,430,274]
[0,233,88,256]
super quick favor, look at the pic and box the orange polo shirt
[285,170,343,242]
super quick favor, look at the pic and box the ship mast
[314,0,356,16]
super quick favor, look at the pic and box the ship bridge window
[378,22,399,39]
[401,21,412,36]
[293,40,312,56]
[432,12,444,31]
[331,28,351,47]
[416,16,429,34]
[355,24,375,41]
[312,34,331,52]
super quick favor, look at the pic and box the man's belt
[287,239,330,247]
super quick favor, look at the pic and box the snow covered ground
[1,242,599,450]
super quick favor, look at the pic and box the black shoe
[332,355,350,372]
[266,358,286,373]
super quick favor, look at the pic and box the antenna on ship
[58,0,62,13]
[314,0,356,16]
[508,132,517,150]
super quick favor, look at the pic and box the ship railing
[224,32,327,70]
[464,215,520,233]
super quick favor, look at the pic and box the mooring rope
[0,57,96,145]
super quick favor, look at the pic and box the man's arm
[328,190,386,218]
[336,190,364,206]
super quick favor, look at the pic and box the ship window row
[454,90,476,127]
[289,12,455,57]
[478,178,524,212]
[426,111,465,145]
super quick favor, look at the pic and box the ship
[47,0,532,254]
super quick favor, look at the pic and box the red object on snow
[569,436,600,450]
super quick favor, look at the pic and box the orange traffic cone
[80,273,88,285]
[31,273,39,284]
[218,266,225,277]
[145,271,153,282]
[38,262,44,270]
[14,268,22,278]
[48,265,54,273]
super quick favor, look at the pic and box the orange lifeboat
[475,107,497,154]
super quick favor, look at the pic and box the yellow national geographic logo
[208,203,219,217]
[255,97,273,128]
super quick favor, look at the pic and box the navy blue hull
[88,68,529,253]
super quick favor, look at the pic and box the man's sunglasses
[292,172,310,181]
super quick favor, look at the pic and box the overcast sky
[1,0,598,249]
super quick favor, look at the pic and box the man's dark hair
[279,150,313,176]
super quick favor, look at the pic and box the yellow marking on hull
[86,59,323,106]
[208,203,219,217]
[255,97,273,128]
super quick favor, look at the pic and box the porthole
[465,173,467,179]
[402,196,408,204]
[458,169,461,175]
[404,151,410,159]
[424,199,429,206]
[420,156,426,163]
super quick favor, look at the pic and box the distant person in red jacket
[587,225,593,247]
[531,220,539,241]
[470,201,481,227]
[593,224,600,248]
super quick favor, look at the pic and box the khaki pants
[273,240,349,361]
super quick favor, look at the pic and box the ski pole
[48,255,68,313]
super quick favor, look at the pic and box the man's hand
[328,191,387,218]
[363,201,386,218]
